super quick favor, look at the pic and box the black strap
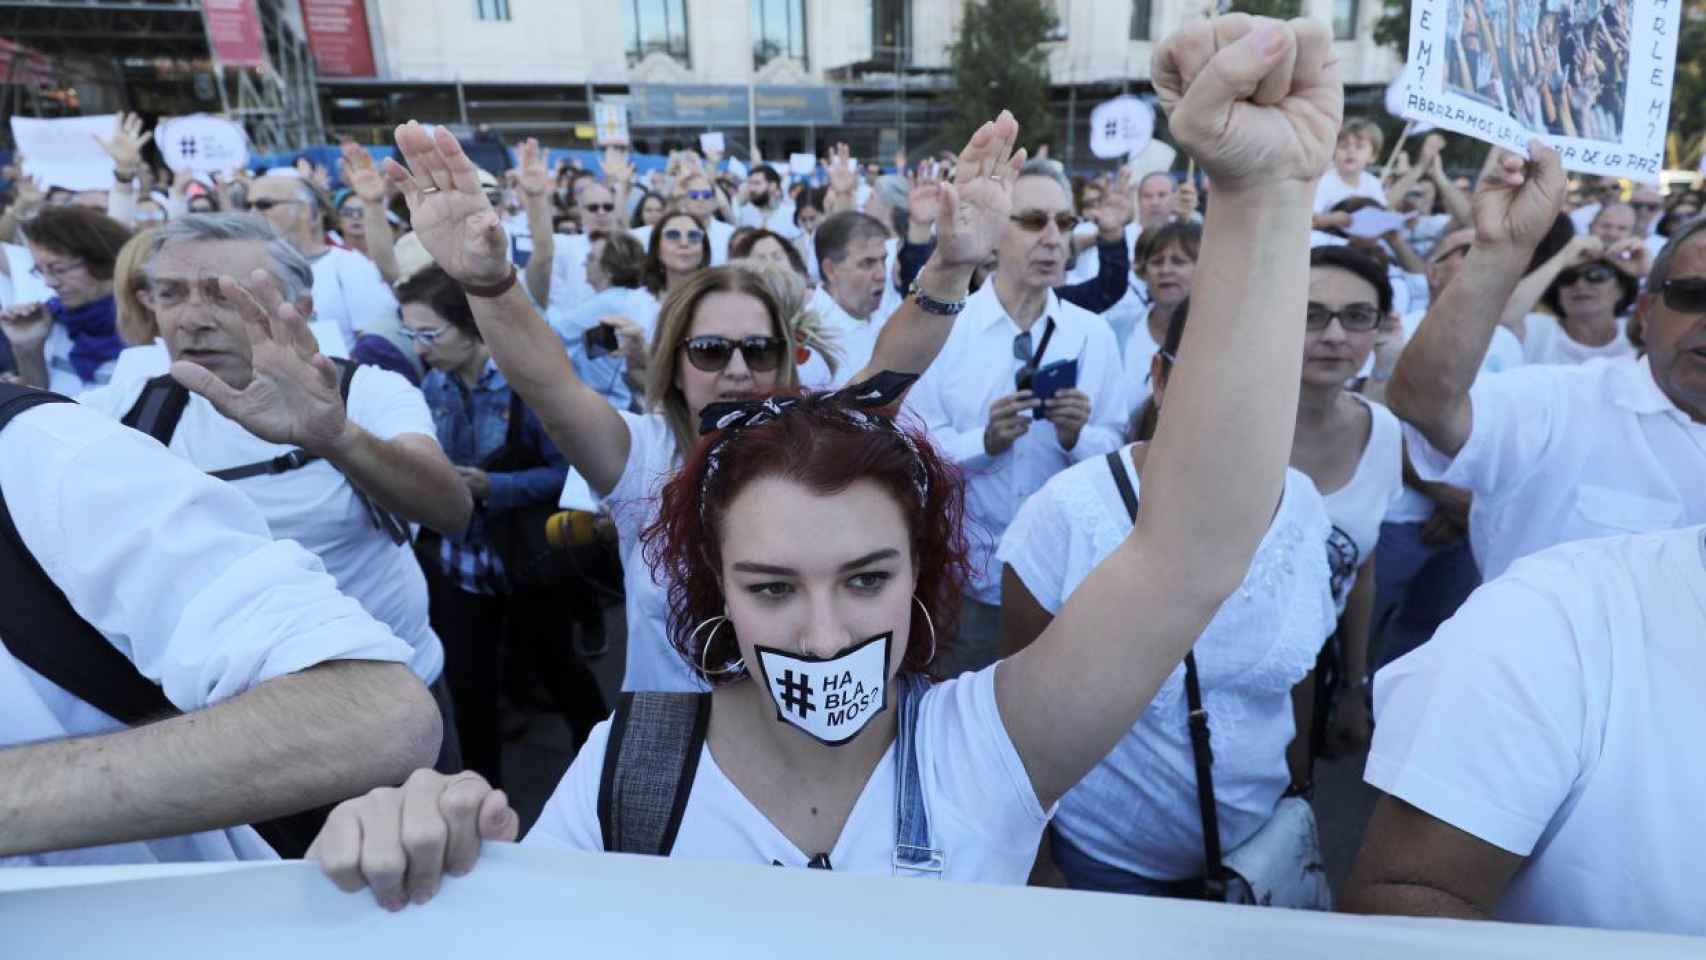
[120,374,192,444]
[1105,450,1225,896]
[1027,317,1057,368]
[597,691,712,856]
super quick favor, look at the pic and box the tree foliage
[944,0,1057,153]
[1224,0,1304,18]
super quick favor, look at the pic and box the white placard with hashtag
[157,114,250,176]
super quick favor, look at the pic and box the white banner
[9,114,119,192]
[1399,0,1681,177]
[1088,95,1155,161]
[2,844,1702,956]
[157,114,250,176]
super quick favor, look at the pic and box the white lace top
[997,450,1336,880]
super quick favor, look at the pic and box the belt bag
[1103,451,1331,909]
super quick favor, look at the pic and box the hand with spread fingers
[516,138,552,199]
[340,141,387,204]
[93,111,152,181]
[931,110,1027,272]
[1153,14,1343,192]
[386,121,511,288]
[907,160,943,231]
[1093,166,1136,241]
[171,270,347,455]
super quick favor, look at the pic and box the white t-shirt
[1367,524,1706,935]
[998,457,1334,880]
[1116,305,1163,422]
[1318,396,1406,612]
[604,411,704,693]
[801,286,891,391]
[1520,312,1636,366]
[1405,356,1706,581]
[0,401,414,867]
[78,366,444,684]
[310,246,400,346]
[631,219,735,267]
[1314,170,1386,214]
[526,666,1051,882]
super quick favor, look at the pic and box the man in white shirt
[1630,184,1670,260]
[1343,524,1706,936]
[807,211,894,388]
[77,215,471,730]
[245,172,401,353]
[735,165,797,238]
[904,159,1126,675]
[0,387,441,866]
[1388,147,1706,581]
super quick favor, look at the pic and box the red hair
[641,395,971,684]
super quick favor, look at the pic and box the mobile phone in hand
[1029,358,1079,420]
[584,323,620,359]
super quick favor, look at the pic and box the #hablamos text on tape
[1401,0,1681,177]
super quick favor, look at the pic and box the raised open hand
[172,270,347,454]
[386,121,510,287]
[1153,15,1342,192]
[516,138,551,198]
[907,160,943,228]
[1093,166,1136,239]
[601,146,635,187]
[93,112,152,179]
[933,110,1027,271]
[340,141,387,203]
[1470,141,1565,252]
[826,143,856,195]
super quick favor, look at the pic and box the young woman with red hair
[309,14,1342,907]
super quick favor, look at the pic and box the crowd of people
[1,11,1703,943]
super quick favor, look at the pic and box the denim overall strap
[891,671,944,877]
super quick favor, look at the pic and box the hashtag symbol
[777,670,815,719]
[179,137,198,158]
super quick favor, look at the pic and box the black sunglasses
[1559,265,1616,286]
[1305,303,1382,332]
[680,335,786,373]
[1009,211,1079,233]
[246,198,302,212]
[582,202,616,213]
[1660,278,1706,314]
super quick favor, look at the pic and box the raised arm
[997,14,1340,808]
[1387,144,1565,458]
[387,122,634,496]
[848,114,1025,386]
[516,138,556,306]
[341,142,400,284]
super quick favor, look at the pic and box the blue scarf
[47,295,123,384]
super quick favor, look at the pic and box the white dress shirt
[1405,355,1706,580]
[79,366,446,685]
[1368,524,1706,934]
[0,400,415,867]
[802,286,893,391]
[309,246,400,347]
[904,283,1126,602]
[735,199,799,238]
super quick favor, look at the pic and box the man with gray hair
[76,214,471,772]
[244,170,401,359]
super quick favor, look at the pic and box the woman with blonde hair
[738,258,844,386]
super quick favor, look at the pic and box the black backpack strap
[120,374,192,446]
[0,386,181,725]
[597,691,712,856]
[1106,450,1223,896]
[333,359,411,546]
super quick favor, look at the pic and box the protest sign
[1399,0,1681,178]
[788,152,816,176]
[698,131,725,156]
[157,114,250,176]
[1127,139,1177,178]
[9,115,119,192]
[1384,72,1435,133]
[1346,207,1415,239]
[593,102,630,147]
[1088,95,1155,161]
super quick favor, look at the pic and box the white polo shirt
[1367,524,1706,935]
[309,246,400,346]
[1405,356,1706,580]
[78,366,445,684]
[0,400,414,867]
[903,283,1126,603]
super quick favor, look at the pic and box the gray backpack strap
[891,671,944,877]
[597,690,712,856]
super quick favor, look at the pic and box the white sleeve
[522,717,609,851]
[920,667,1051,857]
[995,483,1075,614]
[601,411,667,527]
[902,356,993,470]
[347,366,437,441]
[338,253,401,338]
[1365,572,1586,855]
[1404,365,1561,498]
[547,234,582,312]
[0,402,413,712]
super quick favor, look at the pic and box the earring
[692,614,746,678]
[912,596,938,666]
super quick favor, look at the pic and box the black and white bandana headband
[696,370,929,514]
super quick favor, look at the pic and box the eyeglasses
[1630,202,1662,214]
[1559,265,1616,286]
[582,202,615,213]
[246,198,303,212]
[685,190,716,201]
[29,259,86,280]
[1660,278,1706,314]
[1009,211,1080,233]
[150,277,235,309]
[680,335,786,373]
[663,227,705,244]
[340,204,366,219]
[1305,303,1382,332]
[397,326,454,345]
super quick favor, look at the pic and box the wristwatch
[907,278,966,317]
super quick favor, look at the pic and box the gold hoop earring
[913,596,937,666]
[692,615,746,678]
